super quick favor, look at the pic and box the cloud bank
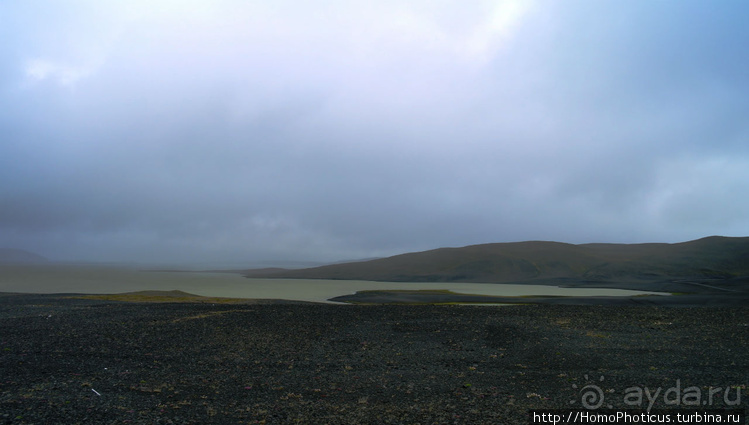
[1,0,748,264]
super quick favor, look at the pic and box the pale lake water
[0,265,666,304]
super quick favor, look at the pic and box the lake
[0,264,665,303]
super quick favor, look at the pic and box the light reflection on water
[0,265,665,303]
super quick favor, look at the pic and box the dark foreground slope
[1,294,747,424]
[245,236,749,284]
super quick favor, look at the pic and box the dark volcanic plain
[1,294,748,424]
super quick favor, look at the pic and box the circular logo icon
[570,375,610,409]
[579,383,605,409]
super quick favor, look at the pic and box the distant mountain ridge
[0,248,49,264]
[244,236,749,283]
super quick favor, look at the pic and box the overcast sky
[2,1,749,264]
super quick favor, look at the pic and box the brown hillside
[245,236,749,283]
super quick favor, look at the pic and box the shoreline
[3,286,746,307]
[0,263,673,304]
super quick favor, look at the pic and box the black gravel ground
[1,294,748,424]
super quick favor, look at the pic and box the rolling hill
[244,236,749,283]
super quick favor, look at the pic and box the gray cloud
[2,0,749,264]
